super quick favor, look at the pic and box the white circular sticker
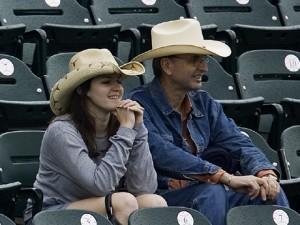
[177,211,194,225]
[0,58,14,76]
[236,0,250,5]
[141,0,156,6]
[273,209,289,225]
[284,54,300,72]
[45,0,60,7]
[80,214,97,225]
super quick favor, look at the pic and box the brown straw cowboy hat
[50,48,145,116]
[133,18,231,62]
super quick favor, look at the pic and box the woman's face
[86,74,124,113]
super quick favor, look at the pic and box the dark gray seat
[32,209,113,225]
[129,207,212,225]
[0,130,45,221]
[227,205,300,225]
[0,54,52,132]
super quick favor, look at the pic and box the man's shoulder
[128,84,150,100]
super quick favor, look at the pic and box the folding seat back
[0,0,94,31]
[90,0,187,30]
[227,205,300,225]
[0,24,26,59]
[186,0,281,30]
[281,125,300,178]
[45,52,142,98]
[0,213,17,225]
[0,130,44,187]
[279,0,300,26]
[201,56,239,100]
[0,131,44,221]
[239,127,287,178]
[186,0,300,75]
[0,54,52,132]
[32,209,113,225]
[0,0,127,76]
[128,207,212,225]
[237,49,300,103]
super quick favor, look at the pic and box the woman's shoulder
[46,114,79,137]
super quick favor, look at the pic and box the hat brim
[50,61,144,115]
[132,40,231,62]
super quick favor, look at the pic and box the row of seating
[1,125,300,222]
[1,205,299,225]
[1,47,300,149]
[1,0,300,76]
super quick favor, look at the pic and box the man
[129,18,289,225]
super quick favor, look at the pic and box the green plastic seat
[129,207,212,225]
[32,209,113,225]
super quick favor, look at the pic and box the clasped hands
[223,173,280,201]
[113,99,144,129]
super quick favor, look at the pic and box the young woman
[31,49,166,225]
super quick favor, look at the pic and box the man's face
[162,54,209,91]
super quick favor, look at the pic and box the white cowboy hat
[50,48,145,115]
[133,18,231,62]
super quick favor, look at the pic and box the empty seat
[187,0,281,30]
[129,207,212,225]
[227,205,300,225]
[0,0,138,76]
[281,125,300,212]
[186,0,300,73]
[279,0,300,26]
[236,49,300,148]
[0,213,17,225]
[239,127,288,178]
[0,130,44,221]
[0,54,52,132]
[281,125,300,179]
[90,0,187,30]
[32,209,113,225]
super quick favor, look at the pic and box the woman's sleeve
[124,123,158,195]
[43,121,137,196]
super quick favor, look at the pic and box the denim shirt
[129,78,276,189]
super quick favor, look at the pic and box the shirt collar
[148,77,203,117]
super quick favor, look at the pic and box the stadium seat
[202,56,266,131]
[186,0,300,73]
[90,0,188,30]
[227,205,300,225]
[32,209,113,225]
[239,127,287,178]
[128,207,212,225]
[0,24,26,60]
[0,182,22,220]
[186,0,281,30]
[278,0,300,26]
[236,49,300,149]
[45,52,142,99]
[0,0,139,76]
[240,126,300,213]
[0,54,52,133]
[0,130,44,221]
[0,213,17,225]
[281,125,300,179]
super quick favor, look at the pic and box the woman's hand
[117,99,144,127]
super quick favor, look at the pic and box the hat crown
[69,48,118,72]
[151,18,204,49]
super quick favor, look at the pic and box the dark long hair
[69,79,119,158]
